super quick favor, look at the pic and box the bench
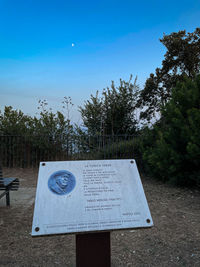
[0,167,19,206]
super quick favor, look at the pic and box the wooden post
[76,232,111,267]
[6,189,10,206]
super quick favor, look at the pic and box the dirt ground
[0,167,200,267]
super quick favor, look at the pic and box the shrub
[143,76,200,186]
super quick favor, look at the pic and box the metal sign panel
[32,160,153,236]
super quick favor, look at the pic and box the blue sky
[0,0,200,123]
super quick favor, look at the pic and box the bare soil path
[0,168,200,266]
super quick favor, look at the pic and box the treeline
[0,28,200,187]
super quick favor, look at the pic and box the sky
[0,0,200,124]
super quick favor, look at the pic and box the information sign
[32,159,153,236]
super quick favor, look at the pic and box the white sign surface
[32,159,153,236]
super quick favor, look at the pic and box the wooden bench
[0,167,19,206]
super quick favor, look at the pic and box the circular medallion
[48,170,76,195]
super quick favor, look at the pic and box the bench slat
[0,178,19,191]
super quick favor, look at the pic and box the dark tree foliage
[79,92,104,136]
[79,76,139,135]
[103,78,139,135]
[0,100,73,138]
[138,28,200,122]
[143,75,200,186]
[0,99,75,166]
[0,106,33,135]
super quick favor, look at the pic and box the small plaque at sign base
[32,159,153,236]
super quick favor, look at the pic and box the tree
[103,77,139,135]
[0,98,75,166]
[138,28,200,122]
[143,75,200,186]
[79,76,139,135]
[79,91,104,135]
[35,98,74,138]
[0,106,33,135]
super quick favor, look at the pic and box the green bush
[143,76,200,186]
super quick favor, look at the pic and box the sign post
[76,232,110,267]
[32,159,153,266]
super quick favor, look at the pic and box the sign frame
[32,159,153,236]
